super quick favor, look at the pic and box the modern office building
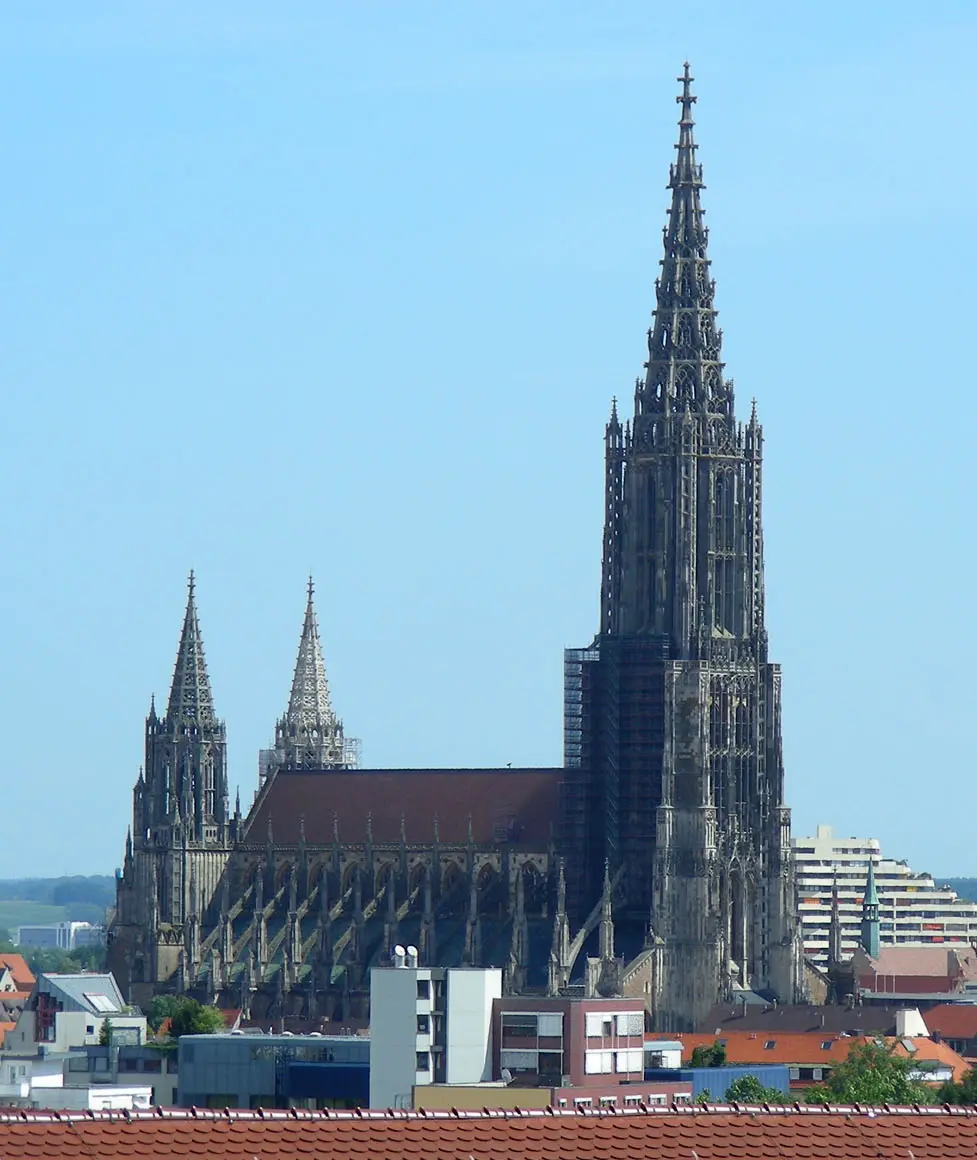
[793,825,977,967]
[369,957,502,1110]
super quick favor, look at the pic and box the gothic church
[108,67,800,1032]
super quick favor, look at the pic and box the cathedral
[108,66,800,1032]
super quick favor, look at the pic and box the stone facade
[108,65,797,1028]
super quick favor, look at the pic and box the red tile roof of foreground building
[0,954,35,991]
[674,1032,971,1081]
[1,1106,977,1159]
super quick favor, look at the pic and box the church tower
[263,578,349,782]
[109,573,235,1003]
[563,65,797,1029]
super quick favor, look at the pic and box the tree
[804,1041,933,1106]
[98,1018,113,1046]
[690,1042,727,1068]
[166,998,225,1038]
[724,1074,787,1104]
[146,994,183,1034]
[937,1067,977,1105]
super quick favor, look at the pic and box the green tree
[936,1067,977,1105]
[804,1041,933,1106]
[690,1042,727,1068]
[166,998,225,1038]
[146,994,184,1034]
[724,1074,787,1104]
[98,1018,113,1046]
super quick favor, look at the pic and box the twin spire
[160,573,345,770]
[165,571,217,725]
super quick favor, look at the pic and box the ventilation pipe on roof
[405,945,419,969]
[392,944,407,968]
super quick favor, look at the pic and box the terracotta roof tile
[0,1107,976,1159]
[246,768,563,845]
[672,1030,971,1079]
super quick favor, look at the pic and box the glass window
[416,1014,430,1035]
[416,980,430,1000]
[415,1051,430,1072]
[537,1013,563,1038]
[501,1013,538,1039]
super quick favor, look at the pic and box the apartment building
[793,825,977,967]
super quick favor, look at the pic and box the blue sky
[2,2,976,879]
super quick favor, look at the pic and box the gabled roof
[696,1001,903,1036]
[246,768,562,845]
[674,1032,970,1080]
[0,954,35,991]
[862,946,977,980]
[924,1004,977,1040]
[0,1106,977,1159]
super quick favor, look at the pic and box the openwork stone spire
[273,578,345,770]
[638,62,730,421]
[165,571,216,724]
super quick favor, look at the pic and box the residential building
[177,1031,368,1110]
[2,973,146,1057]
[794,825,977,967]
[369,959,501,1109]
[5,1106,977,1158]
[851,945,977,1001]
[673,1027,969,1094]
[922,1005,977,1061]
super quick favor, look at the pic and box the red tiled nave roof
[2,1105,977,1159]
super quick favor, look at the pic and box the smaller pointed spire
[599,860,615,961]
[828,870,842,966]
[861,859,880,959]
[234,787,241,819]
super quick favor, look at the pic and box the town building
[4,1106,977,1159]
[15,922,104,950]
[108,64,798,1033]
[177,1031,368,1110]
[794,824,977,967]
[673,1023,969,1095]
[2,973,146,1056]
[369,958,501,1108]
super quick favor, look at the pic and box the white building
[2,972,146,1056]
[793,824,977,968]
[369,948,501,1110]
[15,922,105,950]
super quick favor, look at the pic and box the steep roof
[866,946,977,979]
[674,1032,970,1081]
[0,1106,976,1158]
[924,1004,977,1040]
[246,768,562,845]
[0,955,34,990]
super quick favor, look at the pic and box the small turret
[861,860,880,959]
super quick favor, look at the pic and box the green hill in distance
[940,879,977,904]
[0,876,114,932]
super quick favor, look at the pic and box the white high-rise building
[793,825,977,968]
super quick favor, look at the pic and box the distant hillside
[0,876,114,930]
[942,878,977,903]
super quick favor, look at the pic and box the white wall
[369,967,428,1110]
[445,969,501,1085]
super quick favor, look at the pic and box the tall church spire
[271,578,347,772]
[638,62,729,421]
[166,571,216,724]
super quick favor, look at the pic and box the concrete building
[15,922,104,950]
[793,825,977,967]
[369,957,501,1109]
[177,1031,368,1109]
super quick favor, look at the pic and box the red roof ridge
[2,1106,977,1124]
